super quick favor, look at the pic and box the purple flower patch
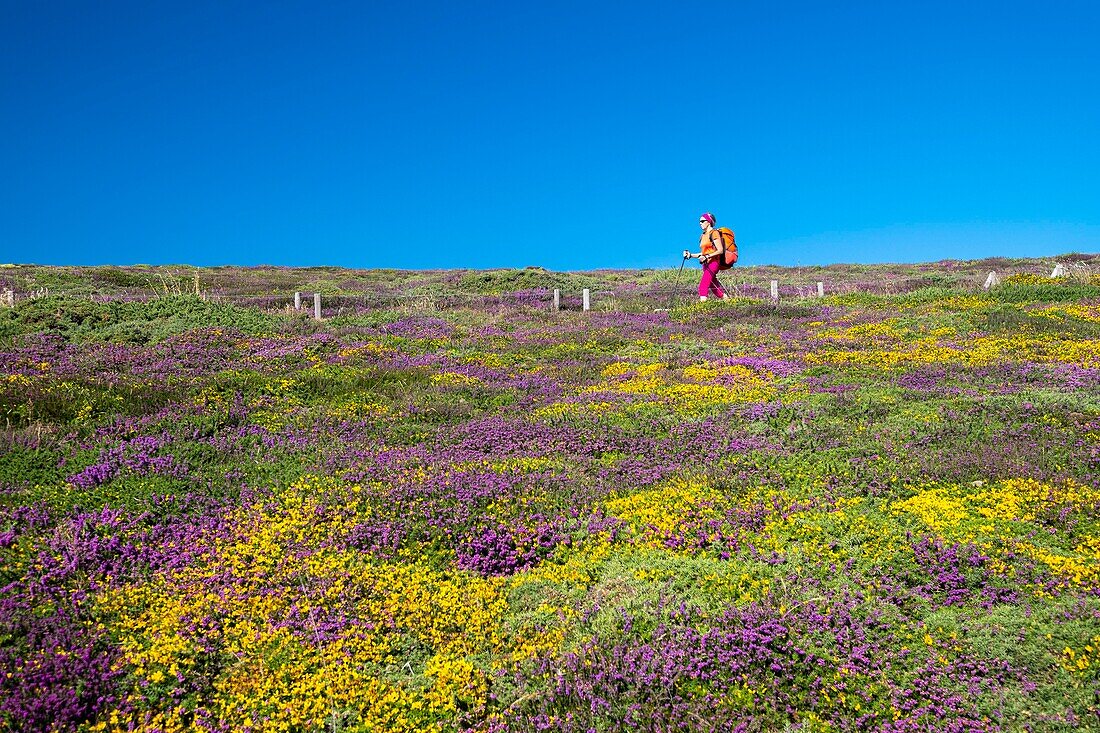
[456,518,567,576]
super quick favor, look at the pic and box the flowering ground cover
[2,263,1100,731]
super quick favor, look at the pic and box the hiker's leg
[710,272,727,299]
[698,264,715,298]
[704,260,726,298]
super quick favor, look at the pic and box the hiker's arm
[699,233,721,263]
[707,231,725,261]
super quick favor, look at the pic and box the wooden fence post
[582,289,590,311]
[770,280,779,302]
[817,282,824,298]
[314,293,321,320]
[294,292,301,310]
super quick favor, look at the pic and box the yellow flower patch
[682,363,768,384]
[4,373,35,387]
[891,487,969,531]
[807,330,1100,370]
[94,476,509,732]
[328,394,392,418]
[1015,543,1100,588]
[765,498,908,567]
[906,295,990,312]
[893,478,1100,530]
[1003,273,1053,285]
[818,319,907,343]
[605,477,725,546]
[424,653,489,713]
[891,478,1100,589]
[532,400,617,420]
[601,361,660,378]
[1059,635,1100,675]
[584,360,779,415]
[338,342,396,359]
[1031,304,1100,323]
[88,701,190,733]
[515,538,616,587]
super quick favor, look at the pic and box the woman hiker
[683,212,728,301]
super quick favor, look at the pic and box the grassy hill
[0,256,1098,731]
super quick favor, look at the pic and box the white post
[770,280,779,301]
[582,289,590,311]
[314,293,321,320]
[553,289,560,311]
[817,281,824,298]
[294,291,301,310]
[983,271,1000,289]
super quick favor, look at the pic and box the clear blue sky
[2,1,1098,269]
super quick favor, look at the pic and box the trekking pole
[713,273,727,299]
[659,253,690,311]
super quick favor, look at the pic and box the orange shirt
[699,228,723,257]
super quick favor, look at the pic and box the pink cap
[700,212,716,225]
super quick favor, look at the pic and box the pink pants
[698,258,726,298]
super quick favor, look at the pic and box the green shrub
[985,304,1100,337]
[458,269,600,295]
[327,310,407,329]
[295,366,432,401]
[86,267,160,289]
[25,270,86,289]
[0,446,63,490]
[0,295,288,343]
[990,281,1100,303]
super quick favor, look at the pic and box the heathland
[1,255,1099,732]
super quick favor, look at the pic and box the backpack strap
[709,229,723,255]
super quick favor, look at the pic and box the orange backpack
[713,228,738,270]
